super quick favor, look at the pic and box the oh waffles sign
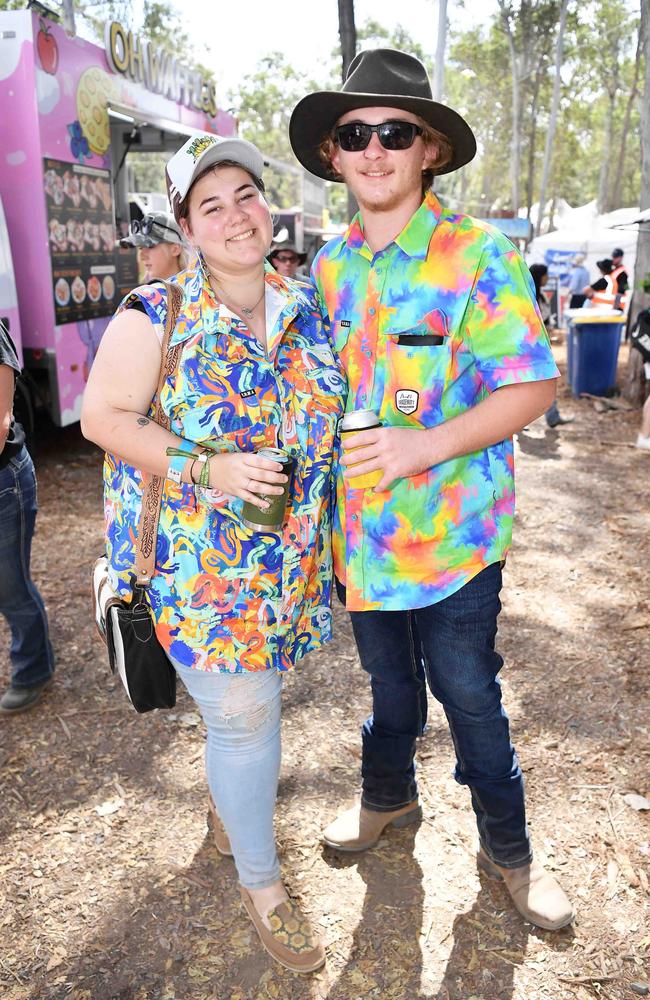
[105,22,217,118]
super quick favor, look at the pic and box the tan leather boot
[208,797,233,857]
[240,887,326,973]
[322,800,422,852]
[478,848,574,930]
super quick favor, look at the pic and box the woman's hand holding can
[207,452,287,509]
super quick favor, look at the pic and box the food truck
[0,9,236,428]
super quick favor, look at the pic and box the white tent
[526,205,639,286]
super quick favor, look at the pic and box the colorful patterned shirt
[312,190,559,612]
[104,264,346,672]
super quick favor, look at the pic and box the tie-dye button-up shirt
[312,190,559,612]
[103,264,346,672]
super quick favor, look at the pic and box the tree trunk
[525,66,543,221]
[504,27,521,214]
[338,0,357,80]
[498,0,532,216]
[597,83,619,214]
[625,348,647,406]
[611,24,642,209]
[62,0,76,34]
[624,0,650,403]
[636,0,650,308]
[597,99,614,214]
[338,0,357,221]
[433,0,448,101]
[535,0,569,237]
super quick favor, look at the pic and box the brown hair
[176,160,266,225]
[318,119,454,196]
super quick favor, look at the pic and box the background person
[290,47,573,933]
[529,263,572,428]
[268,243,307,279]
[610,247,629,296]
[120,211,190,281]
[636,394,650,450]
[567,254,589,309]
[584,258,627,311]
[0,323,55,715]
[82,134,345,974]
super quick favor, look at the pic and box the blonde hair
[318,118,454,195]
[178,244,193,269]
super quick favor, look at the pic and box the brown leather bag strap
[133,281,184,589]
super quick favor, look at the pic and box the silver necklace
[209,271,265,318]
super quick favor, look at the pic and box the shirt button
[351,514,358,521]
[368,307,376,316]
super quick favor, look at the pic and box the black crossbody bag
[92,282,184,712]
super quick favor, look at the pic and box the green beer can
[241,448,295,532]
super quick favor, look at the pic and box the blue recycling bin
[565,312,626,397]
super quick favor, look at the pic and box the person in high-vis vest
[584,258,628,312]
[610,247,629,297]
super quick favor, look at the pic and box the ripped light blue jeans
[172,660,283,890]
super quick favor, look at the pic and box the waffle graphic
[76,67,114,155]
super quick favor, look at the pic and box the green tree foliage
[228,53,305,211]
[8,0,641,224]
[443,0,642,220]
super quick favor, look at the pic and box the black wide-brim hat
[268,243,307,265]
[289,48,477,181]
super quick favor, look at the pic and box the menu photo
[44,157,118,323]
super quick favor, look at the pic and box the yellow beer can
[340,409,383,490]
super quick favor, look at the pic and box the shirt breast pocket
[383,321,451,427]
[303,344,346,400]
[189,343,266,443]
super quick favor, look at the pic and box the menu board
[114,244,140,303]
[44,158,119,324]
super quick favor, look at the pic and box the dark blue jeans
[343,562,531,868]
[0,446,55,688]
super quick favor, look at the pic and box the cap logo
[186,135,218,161]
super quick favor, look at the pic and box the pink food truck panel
[0,10,236,425]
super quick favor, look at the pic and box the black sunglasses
[335,120,424,152]
[131,216,177,238]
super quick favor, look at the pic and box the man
[0,322,55,714]
[120,211,188,282]
[268,244,307,279]
[290,49,573,930]
[610,247,629,297]
[584,257,628,312]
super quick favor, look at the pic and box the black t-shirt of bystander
[591,271,628,294]
[0,322,26,469]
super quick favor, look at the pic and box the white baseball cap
[120,211,184,248]
[166,133,265,221]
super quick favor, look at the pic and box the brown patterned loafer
[478,848,574,931]
[240,887,326,973]
[207,797,232,857]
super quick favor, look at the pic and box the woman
[82,133,346,973]
[529,263,572,428]
[120,211,191,281]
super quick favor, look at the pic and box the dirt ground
[0,341,648,1000]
